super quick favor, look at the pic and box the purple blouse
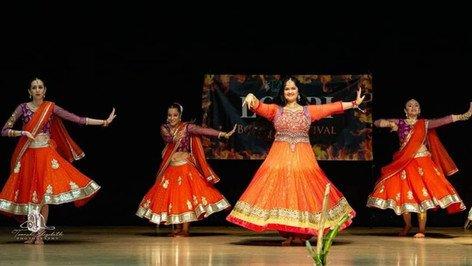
[373,115,454,146]
[160,123,221,152]
[396,116,453,144]
[1,103,86,136]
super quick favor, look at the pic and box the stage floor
[1,226,471,265]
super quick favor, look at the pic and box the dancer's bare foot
[399,225,412,236]
[174,230,189,237]
[291,237,304,246]
[33,236,44,245]
[24,234,36,244]
[34,230,45,245]
[281,236,293,246]
[413,232,425,238]
[168,229,182,237]
[465,219,472,230]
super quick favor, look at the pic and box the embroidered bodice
[273,107,311,148]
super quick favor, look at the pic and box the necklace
[405,118,417,125]
[28,101,40,111]
[168,123,181,137]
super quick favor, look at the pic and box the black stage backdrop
[0,10,471,228]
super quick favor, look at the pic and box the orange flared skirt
[136,161,230,225]
[226,141,355,235]
[0,146,100,216]
[367,156,465,215]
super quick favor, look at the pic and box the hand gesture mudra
[104,108,117,127]
[460,102,472,121]
[355,87,366,106]
[223,124,238,139]
[242,93,258,109]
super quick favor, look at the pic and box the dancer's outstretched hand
[242,93,258,109]
[223,124,238,139]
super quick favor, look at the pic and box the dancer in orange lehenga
[367,99,471,238]
[0,78,116,244]
[136,103,235,237]
[227,77,363,246]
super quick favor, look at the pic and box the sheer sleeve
[307,101,344,121]
[427,115,454,129]
[1,105,23,137]
[160,124,174,143]
[187,124,221,138]
[54,105,86,125]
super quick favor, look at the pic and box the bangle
[460,112,471,121]
[102,120,108,127]
[10,130,21,137]
[351,100,358,108]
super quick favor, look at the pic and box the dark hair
[168,103,183,115]
[273,76,309,106]
[29,77,46,89]
[404,98,420,107]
